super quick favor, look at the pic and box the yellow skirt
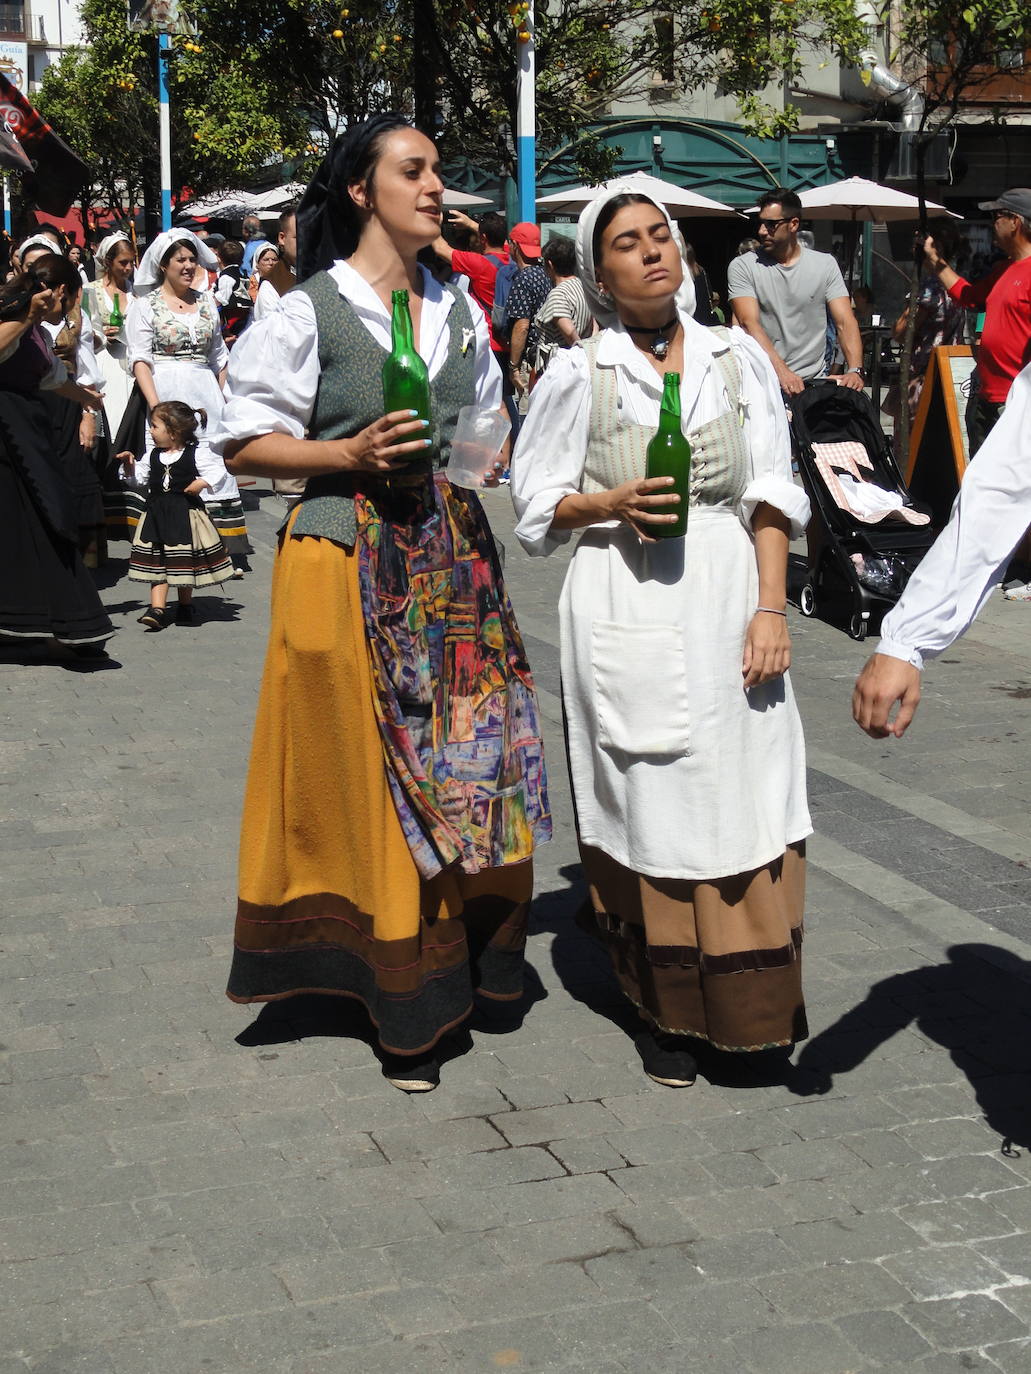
[227,524,532,1055]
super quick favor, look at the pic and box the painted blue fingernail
[424,438,433,446]
[409,409,419,416]
[421,420,430,427]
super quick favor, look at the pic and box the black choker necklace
[624,315,678,359]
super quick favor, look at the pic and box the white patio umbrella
[743,177,960,222]
[537,170,740,218]
[248,182,308,211]
[443,188,495,208]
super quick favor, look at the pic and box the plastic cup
[445,405,512,488]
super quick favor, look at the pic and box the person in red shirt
[432,209,510,358]
[924,188,1031,451]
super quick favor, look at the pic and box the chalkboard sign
[905,345,975,528]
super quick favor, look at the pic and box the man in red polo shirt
[924,188,1031,451]
[432,209,510,359]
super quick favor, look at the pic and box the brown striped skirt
[579,841,807,1052]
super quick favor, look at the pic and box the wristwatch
[845,367,865,379]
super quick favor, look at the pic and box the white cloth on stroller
[812,440,929,526]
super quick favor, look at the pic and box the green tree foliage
[34,0,870,215]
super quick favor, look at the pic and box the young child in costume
[122,401,233,629]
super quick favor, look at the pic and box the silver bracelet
[756,606,787,616]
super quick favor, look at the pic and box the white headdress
[133,228,218,295]
[18,233,64,260]
[248,240,278,269]
[96,232,134,271]
[575,183,696,329]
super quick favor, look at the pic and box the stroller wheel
[799,583,817,617]
[848,611,868,642]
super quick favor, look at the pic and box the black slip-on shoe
[635,1027,698,1088]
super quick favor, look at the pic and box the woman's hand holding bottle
[604,475,680,542]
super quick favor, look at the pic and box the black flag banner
[0,74,88,216]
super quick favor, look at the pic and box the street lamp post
[515,1,535,223]
[157,32,172,231]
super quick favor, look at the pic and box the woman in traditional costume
[0,262,112,654]
[83,231,136,441]
[513,189,811,1087]
[212,113,551,1092]
[126,228,251,570]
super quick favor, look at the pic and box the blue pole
[158,32,172,230]
[2,177,10,236]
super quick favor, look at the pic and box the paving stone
[368,1284,465,1337]
[446,1262,604,1321]
[729,1320,866,1373]
[371,1116,507,1162]
[491,1172,627,1225]
[903,1294,1029,1349]
[781,1211,924,1264]
[489,1101,622,1146]
[882,1244,1012,1300]
[685,1230,798,1281]
[152,1266,290,1322]
[755,1136,869,1182]
[834,1308,933,1364]
[488,1213,637,1268]
[274,1249,397,1302]
[897,1116,1004,1159]
[897,1196,1015,1245]
[758,1258,912,1318]
[547,1135,627,1175]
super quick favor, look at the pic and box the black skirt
[0,444,114,645]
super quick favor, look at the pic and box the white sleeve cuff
[739,475,811,540]
[875,637,925,671]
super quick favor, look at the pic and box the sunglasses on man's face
[756,217,792,232]
[991,210,1017,222]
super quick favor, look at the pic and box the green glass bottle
[646,371,691,539]
[382,288,432,457]
[108,293,123,330]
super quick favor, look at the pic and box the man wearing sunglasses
[727,186,864,397]
[922,188,1031,455]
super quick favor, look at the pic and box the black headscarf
[296,112,412,282]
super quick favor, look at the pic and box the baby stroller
[790,382,937,641]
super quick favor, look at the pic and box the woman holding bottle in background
[211,113,550,1092]
[512,188,811,1087]
[84,232,136,442]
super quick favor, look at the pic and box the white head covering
[96,232,134,271]
[18,232,64,260]
[575,183,695,329]
[249,240,278,271]
[133,228,218,295]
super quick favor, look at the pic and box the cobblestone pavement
[3,485,1031,1373]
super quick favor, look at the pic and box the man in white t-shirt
[853,361,1031,737]
[727,187,864,396]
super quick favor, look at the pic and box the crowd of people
[2,119,1029,1095]
[0,206,300,651]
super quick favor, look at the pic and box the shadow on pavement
[532,862,641,1040]
[790,943,1031,1154]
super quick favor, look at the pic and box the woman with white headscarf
[83,231,136,439]
[512,188,812,1087]
[126,228,250,570]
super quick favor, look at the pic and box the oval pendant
[652,338,669,360]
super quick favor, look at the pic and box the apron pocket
[591,620,691,756]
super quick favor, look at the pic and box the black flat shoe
[635,1027,697,1088]
[138,607,171,631]
[382,1051,440,1093]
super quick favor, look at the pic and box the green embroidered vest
[289,271,478,547]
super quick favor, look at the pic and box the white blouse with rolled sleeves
[209,260,501,458]
[512,313,812,881]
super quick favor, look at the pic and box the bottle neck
[391,294,415,353]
